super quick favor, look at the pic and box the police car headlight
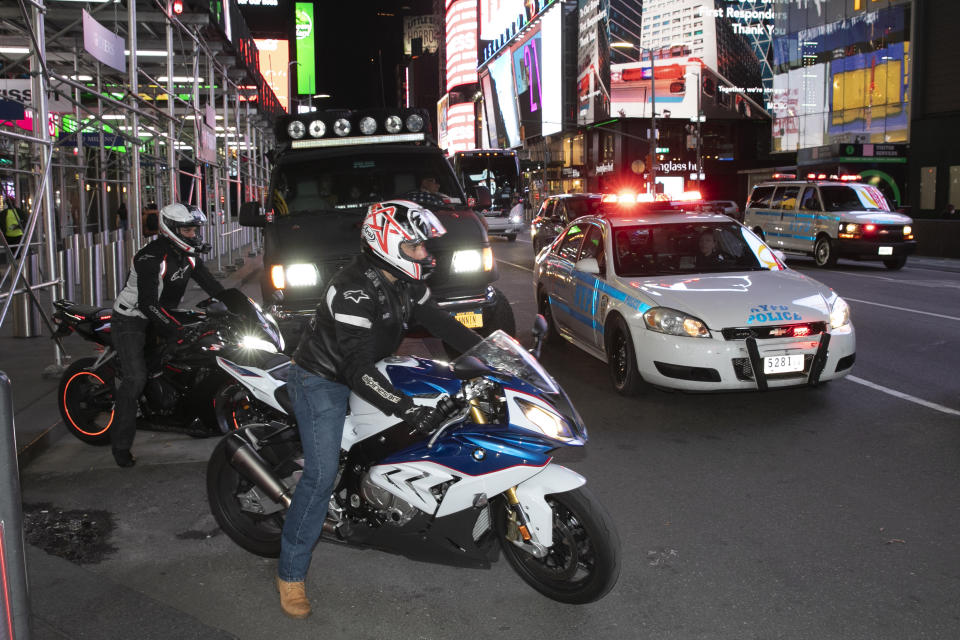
[239,335,278,353]
[643,307,711,338]
[308,119,326,138]
[451,248,494,273]
[358,117,377,135]
[284,263,320,287]
[333,118,351,136]
[405,113,424,132]
[385,115,403,133]
[287,120,306,139]
[514,397,574,441]
[829,296,850,329]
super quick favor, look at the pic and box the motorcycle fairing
[385,357,462,398]
[513,464,586,547]
[215,356,286,412]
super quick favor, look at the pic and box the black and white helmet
[159,203,208,254]
[361,199,446,281]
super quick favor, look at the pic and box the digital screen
[294,2,315,95]
[512,31,543,140]
[446,103,477,154]
[486,52,522,148]
[254,39,290,113]
[576,0,610,125]
[480,72,499,147]
[446,0,478,91]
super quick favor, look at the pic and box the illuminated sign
[445,102,476,153]
[295,2,315,95]
[478,0,558,67]
[255,39,290,113]
[446,0,478,91]
[405,15,441,56]
[576,0,610,125]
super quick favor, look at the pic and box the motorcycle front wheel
[58,357,116,445]
[206,424,299,558]
[213,382,274,434]
[494,486,621,604]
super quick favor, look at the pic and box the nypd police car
[533,194,856,393]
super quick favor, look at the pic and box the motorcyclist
[276,199,482,618]
[110,203,224,467]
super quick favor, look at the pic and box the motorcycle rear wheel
[494,486,621,604]
[58,357,116,446]
[207,424,298,558]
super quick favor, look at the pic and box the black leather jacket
[294,254,481,417]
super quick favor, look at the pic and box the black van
[238,108,515,347]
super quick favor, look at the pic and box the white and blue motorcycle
[206,319,620,604]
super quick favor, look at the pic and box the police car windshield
[271,153,462,216]
[820,185,888,212]
[613,221,768,277]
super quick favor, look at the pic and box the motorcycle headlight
[451,248,494,273]
[514,397,574,442]
[239,335,278,353]
[643,307,711,338]
[829,296,850,329]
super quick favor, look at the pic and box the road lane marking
[847,375,960,417]
[798,267,960,289]
[845,297,960,322]
[499,259,533,273]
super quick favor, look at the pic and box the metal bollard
[0,372,32,640]
[79,233,103,306]
[11,250,42,338]
[103,239,120,300]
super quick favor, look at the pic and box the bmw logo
[472,449,486,461]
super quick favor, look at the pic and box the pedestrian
[142,202,159,236]
[110,203,224,468]
[942,203,958,219]
[2,197,24,257]
[116,201,128,230]
[275,199,482,618]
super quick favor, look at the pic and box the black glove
[402,405,444,435]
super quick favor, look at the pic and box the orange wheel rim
[63,371,114,437]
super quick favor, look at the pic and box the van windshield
[270,152,463,216]
[820,185,889,212]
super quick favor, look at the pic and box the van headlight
[829,296,850,329]
[239,335,278,353]
[452,248,494,273]
[284,263,320,287]
[643,307,711,337]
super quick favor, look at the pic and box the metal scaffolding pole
[166,2,177,203]
[127,0,143,251]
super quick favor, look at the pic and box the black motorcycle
[53,288,285,446]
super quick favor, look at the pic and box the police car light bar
[771,173,797,180]
[292,132,426,149]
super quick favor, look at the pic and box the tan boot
[276,577,311,619]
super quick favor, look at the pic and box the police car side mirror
[239,201,265,227]
[575,257,600,275]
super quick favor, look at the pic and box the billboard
[611,56,765,121]
[445,102,477,153]
[481,52,522,148]
[771,3,911,152]
[254,39,290,113]
[576,0,610,125]
[446,0,478,91]
[478,0,559,68]
[294,2,315,95]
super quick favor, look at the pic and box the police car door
[568,222,606,347]
[546,222,588,338]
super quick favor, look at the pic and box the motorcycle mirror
[451,355,491,380]
[272,289,285,304]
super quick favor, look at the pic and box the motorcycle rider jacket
[113,236,224,335]
[294,254,482,417]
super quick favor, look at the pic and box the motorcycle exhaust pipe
[224,433,292,509]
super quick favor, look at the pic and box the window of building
[920,167,937,210]
[951,166,960,209]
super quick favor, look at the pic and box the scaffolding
[0,0,278,372]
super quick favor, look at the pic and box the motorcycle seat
[56,301,112,320]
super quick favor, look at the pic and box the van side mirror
[239,201,266,227]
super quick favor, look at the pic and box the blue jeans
[278,363,350,582]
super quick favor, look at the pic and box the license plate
[455,311,483,328]
[878,246,893,255]
[763,354,805,374]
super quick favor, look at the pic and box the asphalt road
[20,234,960,640]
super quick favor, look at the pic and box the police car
[533,193,856,393]
[743,174,915,269]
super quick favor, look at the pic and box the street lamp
[687,67,706,188]
[287,60,300,114]
[613,42,658,195]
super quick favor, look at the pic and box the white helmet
[159,203,208,254]
[361,200,446,281]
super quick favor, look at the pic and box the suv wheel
[814,236,838,268]
[883,256,907,270]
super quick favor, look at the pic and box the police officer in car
[275,199,482,619]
